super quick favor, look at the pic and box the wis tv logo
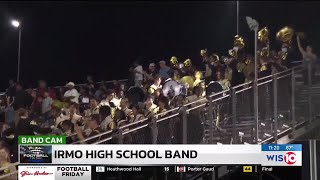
[266,152,297,165]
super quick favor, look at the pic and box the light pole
[236,1,239,35]
[11,20,21,82]
[246,16,259,143]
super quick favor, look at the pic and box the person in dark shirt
[15,109,34,136]
[5,79,16,107]
[13,82,31,111]
[75,114,102,144]
[4,80,16,128]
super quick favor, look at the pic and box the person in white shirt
[51,107,69,129]
[63,82,80,104]
[133,61,144,87]
[99,90,120,108]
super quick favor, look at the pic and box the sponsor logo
[266,152,297,165]
[18,166,55,180]
[20,145,52,163]
[20,170,53,177]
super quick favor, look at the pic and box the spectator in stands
[42,91,53,115]
[60,120,76,143]
[69,103,82,124]
[13,82,30,111]
[4,80,15,128]
[75,114,102,144]
[297,35,318,84]
[5,79,15,108]
[30,90,42,115]
[86,75,95,85]
[133,61,144,87]
[63,82,79,104]
[37,80,47,98]
[129,104,145,123]
[0,146,17,180]
[114,109,127,128]
[120,98,132,118]
[94,84,106,100]
[100,90,115,107]
[159,61,171,81]
[15,109,34,136]
[144,95,159,118]
[51,107,68,129]
[156,96,170,118]
[84,98,99,117]
[78,87,90,114]
[99,106,115,131]
[143,63,158,87]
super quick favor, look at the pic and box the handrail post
[231,88,237,144]
[273,75,278,144]
[181,106,188,144]
[254,80,259,144]
[150,117,158,144]
[207,96,214,144]
[291,68,296,130]
[308,62,312,123]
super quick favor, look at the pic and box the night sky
[0,1,319,91]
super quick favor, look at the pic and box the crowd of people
[0,32,317,179]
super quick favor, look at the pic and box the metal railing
[75,62,320,146]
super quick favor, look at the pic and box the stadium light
[10,19,22,82]
[11,20,20,28]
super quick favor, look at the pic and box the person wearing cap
[159,61,171,81]
[63,82,79,104]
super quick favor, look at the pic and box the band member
[238,54,255,83]
[148,75,162,95]
[270,50,288,74]
[258,56,272,78]
[216,71,231,91]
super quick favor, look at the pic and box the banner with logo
[18,144,302,166]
